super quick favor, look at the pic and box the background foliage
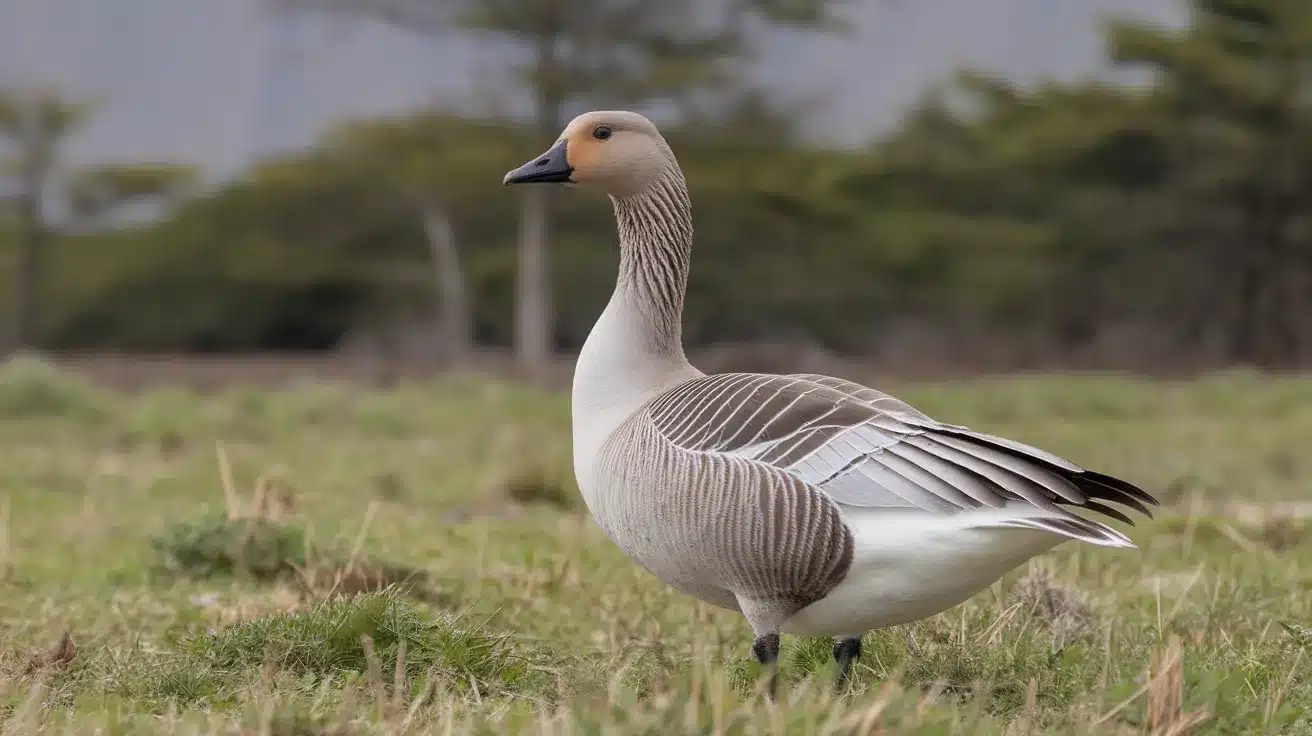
[3,0,1311,368]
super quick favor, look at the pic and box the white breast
[571,294,700,503]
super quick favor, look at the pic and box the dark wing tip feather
[925,425,1158,525]
[1079,470,1161,507]
[1048,469,1156,525]
[1038,468,1158,523]
[1070,475,1155,518]
[1078,500,1136,526]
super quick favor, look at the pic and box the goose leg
[833,635,861,690]
[751,632,781,701]
[738,597,791,702]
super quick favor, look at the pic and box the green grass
[0,358,1309,733]
[145,588,531,708]
[149,512,434,601]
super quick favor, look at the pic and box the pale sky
[0,0,1181,180]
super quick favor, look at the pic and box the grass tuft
[20,633,78,678]
[151,513,429,601]
[499,463,580,511]
[241,707,365,736]
[0,353,110,418]
[149,590,529,707]
[152,513,312,581]
[1258,516,1308,552]
[152,445,431,600]
[1280,622,1312,650]
[1009,565,1096,648]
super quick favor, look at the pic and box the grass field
[0,355,1309,734]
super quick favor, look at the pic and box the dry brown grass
[1008,565,1097,649]
[1146,635,1210,736]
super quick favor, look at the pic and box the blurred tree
[66,163,197,224]
[0,88,92,354]
[39,116,535,353]
[320,118,474,361]
[40,110,882,357]
[1107,0,1312,365]
[17,0,1312,369]
[0,87,196,355]
[313,114,548,360]
[848,76,1170,351]
[270,0,848,375]
[833,0,1312,367]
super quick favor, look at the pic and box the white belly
[781,507,1067,637]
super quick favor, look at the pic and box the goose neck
[572,168,697,428]
[610,169,693,359]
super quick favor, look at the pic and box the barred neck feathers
[572,158,699,457]
[611,163,693,359]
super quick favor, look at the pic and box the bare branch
[268,0,456,33]
[66,163,199,219]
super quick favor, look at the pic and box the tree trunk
[420,205,473,362]
[1228,188,1293,367]
[8,173,45,355]
[1227,250,1262,365]
[515,39,562,378]
[515,186,552,375]
[1260,196,1300,367]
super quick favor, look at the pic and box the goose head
[503,111,675,198]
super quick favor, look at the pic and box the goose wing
[644,372,1157,543]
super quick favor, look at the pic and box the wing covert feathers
[644,372,1158,547]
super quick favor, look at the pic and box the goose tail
[930,503,1138,548]
[986,513,1136,549]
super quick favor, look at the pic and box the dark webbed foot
[833,635,861,690]
[752,632,781,701]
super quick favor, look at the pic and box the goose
[502,111,1158,696]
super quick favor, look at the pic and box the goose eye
[593,125,612,141]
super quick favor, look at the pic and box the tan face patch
[564,127,604,182]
